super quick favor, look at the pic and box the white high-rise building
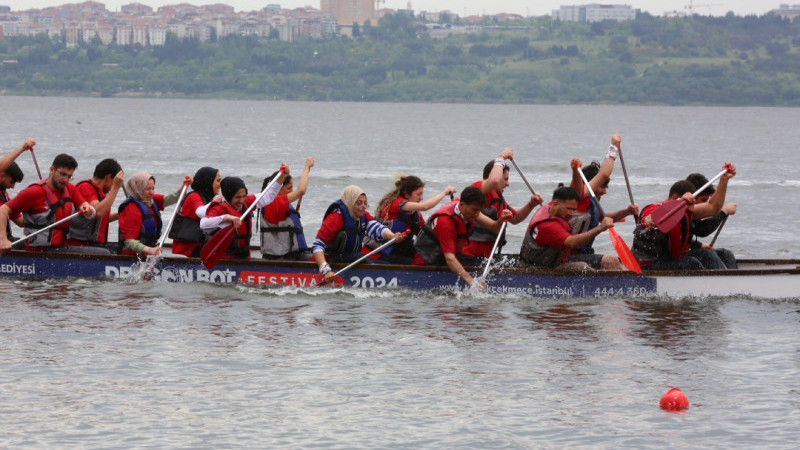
[553,4,637,23]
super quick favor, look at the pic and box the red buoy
[660,387,690,410]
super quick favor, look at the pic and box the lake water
[1,97,799,447]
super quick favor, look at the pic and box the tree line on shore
[1,12,799,106]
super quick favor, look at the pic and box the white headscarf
[125,172,155,205]
[341,185,366,220]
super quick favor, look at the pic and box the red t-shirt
[6,182,87,249]
[532,215,574,264]
[263,194,291,224]
[412,213,465,265]
[462,182,516,258]
[171,191,206,257]
[119,194,165,254]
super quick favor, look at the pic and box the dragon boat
[1,250,798,299]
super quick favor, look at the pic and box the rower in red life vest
[365,174,456,264]
[632,163,737,270]
[66,158,125,253]
[519,186,619,270]
[171,166,221,257]
[201,169,289,260]
[0,153,100,254]
[0,138,35,244]
[462,147,543,261]
[568,134,638,254]
[413,186,511,288]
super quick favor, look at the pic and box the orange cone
[660,387,690,410]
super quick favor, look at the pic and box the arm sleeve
[692,213,725,238]
[254,181,283,209]
[312,213,343,254]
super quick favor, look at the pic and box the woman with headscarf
[200,167,288,260]
[171,166,221,257]
[312,185,408,284]
[118,172,192,257]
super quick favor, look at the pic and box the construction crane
[685,0,723,15]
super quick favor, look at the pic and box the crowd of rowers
[0,134,737,287]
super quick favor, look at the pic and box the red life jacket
[208,199,252,259]
[21,179,74,249]
[413,200,472,264]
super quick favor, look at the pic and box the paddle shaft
[577,168,606,217]
[157,183,190,249]
[30,148,43,180]
[710,214,728,247]
[577,165,642,273]
[692,169,728,199]
[616,147,639,224]
[481,221,508,279]
[334,237,397,277]
[12,211,81,246]
[509,158,537,196]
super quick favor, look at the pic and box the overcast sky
[3,1,780,18]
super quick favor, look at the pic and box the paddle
[616,145,639,224]
[651,168,727,234]
[509,157,537,197]
[481,220,508,279]
[577,167,641,273]
[11,211,81,247]
[201,166,284,269]
[710,215,728,247]
[30,146,43,180]
[156,181,190,250]
[321,237,401,286]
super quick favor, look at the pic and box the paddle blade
[608,226,641,273]
[200,226,235,269]
[651,199,688,234]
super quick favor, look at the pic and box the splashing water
[125,254,162,282]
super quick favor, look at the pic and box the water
[1,97,799,447]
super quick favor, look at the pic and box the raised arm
[401,185,457,212]
[287,157,313,203]
[0,138,35,173]
[694,163,736,220]
[586,134,620,197]
[93,171,124,218]
[482,147,513,194]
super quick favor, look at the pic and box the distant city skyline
[0,1,781,18]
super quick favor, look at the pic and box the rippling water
[1,97,799,447]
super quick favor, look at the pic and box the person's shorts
[567,253,604,269]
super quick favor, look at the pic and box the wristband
[494,157,505,166]
[606,145,619,160]
[319,263,332,275]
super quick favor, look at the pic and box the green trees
[0,12,799,105]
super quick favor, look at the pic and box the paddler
[200,169,288,260]
[65,158,125,253]
[412,186,511,288]
[632,163,737,270]
[0,138,35,244]
[0,153,101,253]
[462,147,543,262]
[518,186,620,270]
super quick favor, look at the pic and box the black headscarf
[191,166,219,203]
[220,177,247,206]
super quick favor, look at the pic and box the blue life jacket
[323,199,367,255]
[118,196,162,250]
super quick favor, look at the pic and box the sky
[2,1,781,18]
